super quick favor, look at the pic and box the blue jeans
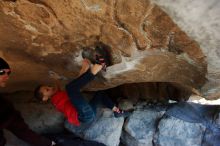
[66,71,114,124]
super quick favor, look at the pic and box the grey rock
[65,108,124,146]
[14,102,64,133]
[4,91,219,146]
[155,116,206,146]
[216,112,220,125]
[5,91,65,133]
[5,130,30,146]
[121,108,165,146]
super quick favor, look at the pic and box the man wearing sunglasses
[0,57,57,146]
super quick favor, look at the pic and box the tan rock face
[0,0,206,96]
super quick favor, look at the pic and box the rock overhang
[0,0,207,94]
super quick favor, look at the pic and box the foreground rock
[121,108,165,146]
[65,109,124,146]
[4,91,64,133]
[121,102,219,146]
[4,93,219,146]
[5,130,30,146]
[155,117,205,146]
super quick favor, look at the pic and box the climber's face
[0,69,11,87]
[39,85,56,101]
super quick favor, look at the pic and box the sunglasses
[0,70,11,76]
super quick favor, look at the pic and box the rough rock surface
[64,102,220,146]
[3,94,220,146]
[0,0,206,95]
[121,111,206,146]
[5,130,30,146]
[155,117,205,146]
[121,108,165,146]
[121,103,219,146]
[151,0,220,98]
[65,109,124,146]
[4,91,65,133]
[108,82,195,103]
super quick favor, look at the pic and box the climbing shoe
[114,110,131,118]
[95,54,107,71]
[82,47,97,64]
[82,44,111,71]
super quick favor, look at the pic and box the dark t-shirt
[0,95,17,128]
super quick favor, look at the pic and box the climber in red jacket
[0,57,57,146]
[34,58,130,126]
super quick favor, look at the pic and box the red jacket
[51,91,80,126]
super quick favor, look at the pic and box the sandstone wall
[0,0,206,97]
[152,0,220,98]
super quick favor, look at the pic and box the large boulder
[121,108,165,146]
[121,103,220,146]
[65,109,124,146]
[0,0,206,95]
[4,91,64,133]
[152,0,220,99]
[5,129,30,146]
[155,116,205,146]
[3,94,220,146]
